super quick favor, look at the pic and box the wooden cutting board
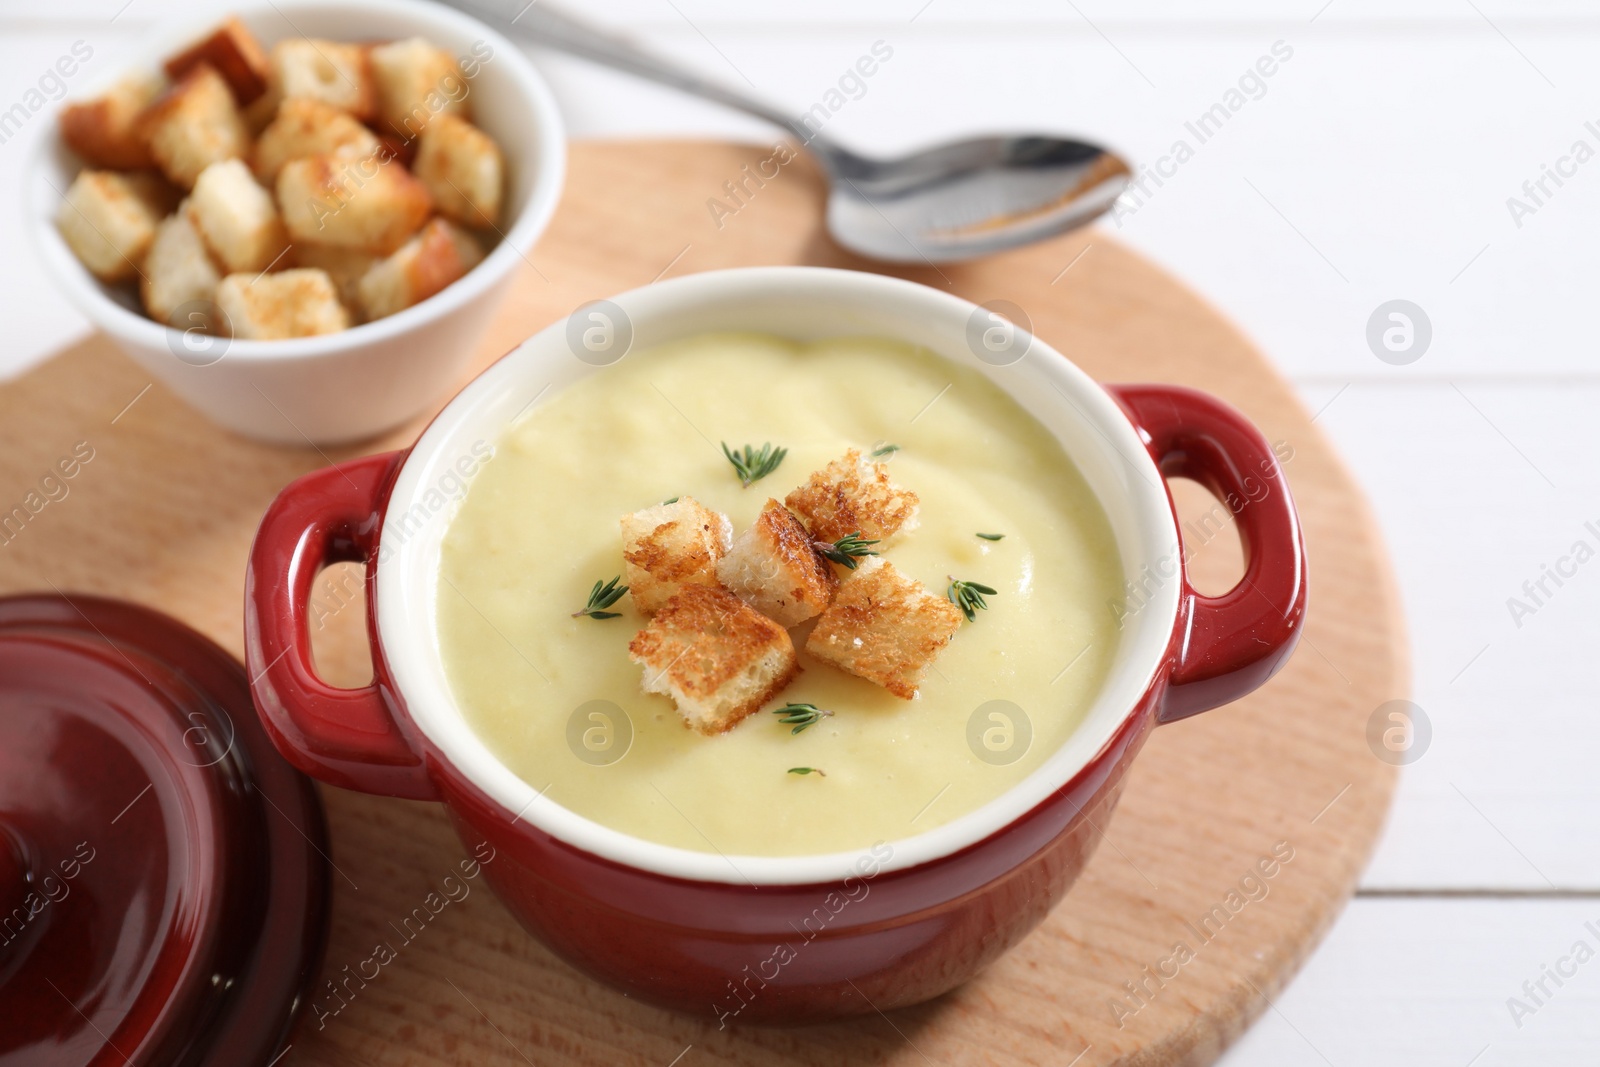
[0,141,1404,1067]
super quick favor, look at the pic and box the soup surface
[436,333,1123,856]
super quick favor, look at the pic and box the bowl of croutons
[29,0,565,445]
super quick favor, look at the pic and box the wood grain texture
[0,141,1405,1067]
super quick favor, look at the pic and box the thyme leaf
[572,575,629,620]
[773,702,834,735]
[814,531,881,570]
[721,441,788,487]
[947,576,998,622]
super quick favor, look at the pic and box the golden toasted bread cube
[805,558,962,699]
[186,159,287,273]
[277,152,432,254]
[54,171,162,282]
[620,496,733,615]
[373,132,417,170]
[120,170,183,218]
[59,72,163,170]
[355,218,484,321]
[716,499,838,626]
[290,244,376,321]
[214,269,349,340]
[253,97,381,183]
[141,206,223,326]
[628,585,800,735]
[785,448,920,544]
[140,65,249,189]
[241,90,280,135]
[268,38,375,120]
[412,113,503,228]
[369,36,470,139]
[163,16,270,105]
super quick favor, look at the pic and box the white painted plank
[0,28,139,376]
[1217,897,1600,1067]
[440,27,1600,384]
[1290,379,1600,890]
[503,24,1600,383]
[28,0,1600,28]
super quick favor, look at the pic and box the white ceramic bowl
[27,0,566,446]
[378,267,1187,882]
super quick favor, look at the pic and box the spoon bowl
[818,134,1131,262]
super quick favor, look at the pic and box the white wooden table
[5,1,1596,1062]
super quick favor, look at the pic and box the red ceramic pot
[245,267,1305,1026]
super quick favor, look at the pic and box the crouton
[786,448,920,544]
[804,558,962,699]
[141,207,222,326]
[716,499,838,626]
[164,16,270,105]
[214,269,350,340]
[277,152,432,254]
[374,133,417,170]
[628,585,799,735]
[186,159,287,273]
[356,218,483,320]
[290,244,376,320]
[121,170,183,218]
[242,91,280,135]
[54,170,162,282]
[369,36,470,139]
[253,97,381,183]
[59,72,162,170]
[140,65,249,188]
[620,496,733,615]
[412,112,503,228]
[268,38,375,120]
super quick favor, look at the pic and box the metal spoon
[452,1,1131,263]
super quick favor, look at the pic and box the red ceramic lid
[0,594,329,1066]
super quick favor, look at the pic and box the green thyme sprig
[572,575,629,620]
[870,442,901,458]
[947,576,998,622]
[814,531,880,570]
[976,532,1005,541]
[662,496,680,505]
[773,702,834,735]
[788,766,826,777]
[721,441,787,487]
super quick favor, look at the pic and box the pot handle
[1107,384,1308,724]
[245,450,439,800]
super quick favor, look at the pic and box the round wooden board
[0,142,1404,1066]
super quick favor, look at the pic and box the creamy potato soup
[436,334,1122,856]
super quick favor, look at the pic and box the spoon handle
[460,1,824,148]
